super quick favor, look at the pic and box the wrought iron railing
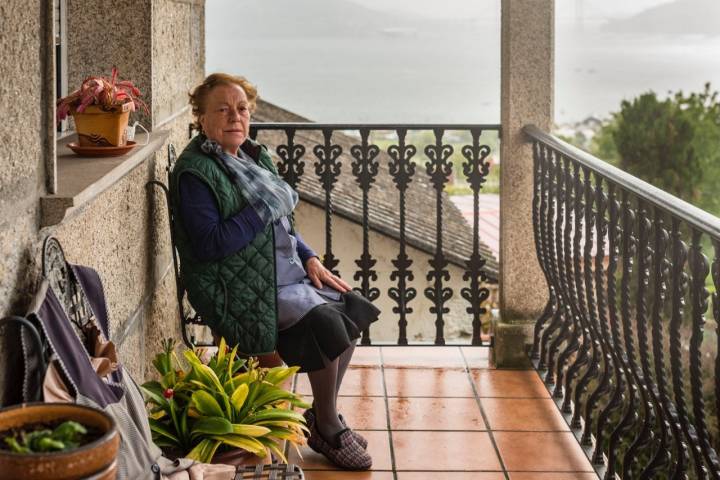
[526,124,720,479]
[244,123,500,346]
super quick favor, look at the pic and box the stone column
[495,0,554,367]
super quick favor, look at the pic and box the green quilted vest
[169,134,278,355]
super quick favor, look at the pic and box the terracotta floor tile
[494,432,594,472]
[337,396,388,430]
[398,473,505,480]
[351,346,382,367]
[384,368,475,398]
[303,471,394,479]
[295,367,385,396]
[381,346,466,368]
[510,473,599,480]
[291,396,387,430]
[471,369,550,398]
[288,430,392,470]
[392,431,502,471]
[388,397,486,430]
[481,398,568,431]
[461,346,491,369]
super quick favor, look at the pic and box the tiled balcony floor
[287,346,597,479]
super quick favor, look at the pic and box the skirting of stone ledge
[41,130,170,227]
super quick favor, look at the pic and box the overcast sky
[207,0,720,123]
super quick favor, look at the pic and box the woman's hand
[306,257,352,293]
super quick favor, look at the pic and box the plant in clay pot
[142,339,309,464]
[56,66,149,147]
[0,403,120,480]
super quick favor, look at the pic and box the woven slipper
[307,422,372,470]
[303,408,368,449]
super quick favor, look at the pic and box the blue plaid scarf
[201,138,298,224]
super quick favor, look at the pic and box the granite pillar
[496,0,554,367]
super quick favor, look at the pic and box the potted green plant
[141,339,309,464]
[56,67,148,147]
[0,403,120,480]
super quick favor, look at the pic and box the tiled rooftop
[287,346,597,479]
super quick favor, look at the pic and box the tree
[592,83,720,214]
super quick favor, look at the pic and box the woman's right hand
[306,257,351,293]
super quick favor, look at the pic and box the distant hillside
[603,0,720,36]
[208,0,488,41]
[209,0,427,40]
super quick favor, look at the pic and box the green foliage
[3,421,88,453]
[592,83,720,214]
[141,338,310,463]
[370,130,500,195]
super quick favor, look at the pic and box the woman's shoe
[303,407,368,449]
[307,422,372,470]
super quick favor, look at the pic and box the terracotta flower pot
[72,103,131,147]
[212,447,269,468]
[0,403,120,480]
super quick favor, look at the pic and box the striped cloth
[200,138,298,224]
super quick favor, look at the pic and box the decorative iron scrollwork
[313,129,343,275]
[42,237,95,345]
[424,128,454,345]
[460,128,491,346]
[387,128,417,345]
[350,129,380,344]
[276,128,306,189]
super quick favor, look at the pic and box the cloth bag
[22,263,235,480]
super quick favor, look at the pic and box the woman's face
[198,83,251,155]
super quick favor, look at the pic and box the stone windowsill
[41,130,169,227]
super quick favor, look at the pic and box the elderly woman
[169,73,379,470]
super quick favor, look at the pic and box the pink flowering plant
[56,66,149,123]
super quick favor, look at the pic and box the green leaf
[216,338,227,365]
[226,343,240,389]
[191,417,233,438]
[4,437,30,454]
[230,424,271,437]
[255,420,310,433]
[191,390,224,418]
[152,439,178,449]
[253,387,296,408]
[149,418,180,444]
[184,350,224,392]
[256,436,287,463]
[161,370,177,390]
[52,421,86,443]
[180,404,190,446]
[230,383,249,412]
[140,381,166,406]
[243,409,305,424]
[186,438,221,463]
[36,437,66,452]
[212,435,266,456]
[288,397,312,409]
[263,366,299,386]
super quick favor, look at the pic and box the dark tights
[307,339,357,442]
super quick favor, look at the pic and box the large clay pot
[0,403,120,480]
[72,103,131,147]
[212,446,269,468]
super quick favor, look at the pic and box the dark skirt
[276,291,380,372]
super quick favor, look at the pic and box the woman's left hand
[306,257,352,293]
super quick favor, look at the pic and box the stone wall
[0,0,49,405]
[0,0,205,404]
